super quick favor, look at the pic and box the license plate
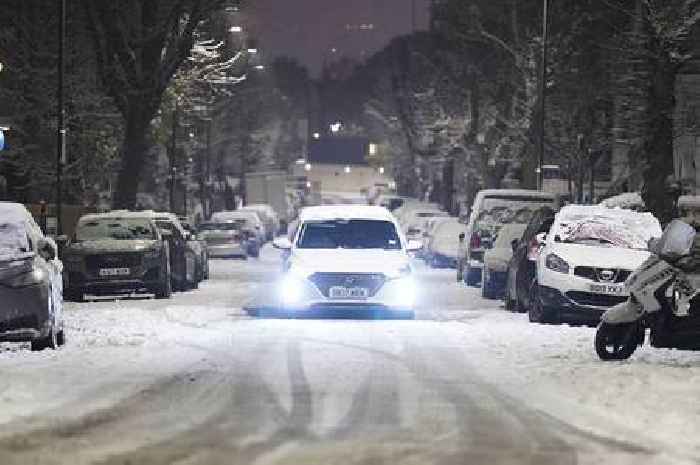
[589,283,624,295]
[329,286,369,299]
[99,268,130,277]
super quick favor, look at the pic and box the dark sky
[249,0,431,76]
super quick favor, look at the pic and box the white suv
[531,205,662,325]
[272,206,422,318]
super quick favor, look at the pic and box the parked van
[460,189,557,285]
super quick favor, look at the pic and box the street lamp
[254,65,265,70]
[537,0,550,191]
[368,143,377,156]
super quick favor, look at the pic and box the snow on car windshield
[75,218,155,241]
[297,219,401,250]
[554,208,662,249]
[0,222,30,253]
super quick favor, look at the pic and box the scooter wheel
[595,322,639,361]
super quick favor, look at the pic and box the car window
[297,219,401,250]
[75,218,156,241]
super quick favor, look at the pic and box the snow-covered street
[0,246,699,464]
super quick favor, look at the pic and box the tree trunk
[641,54,677,225]
[113,104,152,209]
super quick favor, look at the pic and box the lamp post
[537,0,549,191]
[169,98,180,212]
[56,0,66,235]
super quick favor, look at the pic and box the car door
[516,213,554,308]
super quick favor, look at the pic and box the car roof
[298,205,397,223]
[0,202,32,223]
[477,189,555,198]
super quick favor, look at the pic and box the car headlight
[280,273,305,305]
[7,267,46,288]
[391,275,416,306]
[545,253,570,274]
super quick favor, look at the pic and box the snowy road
[0,247,699,464]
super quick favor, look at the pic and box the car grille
[85,253,142,271]
[574,266,631,283]
[565,291,628,307]
[308,273,386,298]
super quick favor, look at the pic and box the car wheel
[203,258,210,280]
[57,329,66,347]
[528,283,557,324]
[504,285,516,311]
[32,294,59,351]
[155,272,172,299]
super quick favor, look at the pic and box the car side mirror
[511,239,519,252]
[458,233,466,243]
[273,237,292,250]
[406,239,423,252]
[38,238,57,261]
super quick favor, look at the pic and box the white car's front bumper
[277,273,416,312]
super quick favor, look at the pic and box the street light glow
[379,166,385,174]
[247,48,258,54]
[344,166,351,174]
[229,26,243,33]
[369,143,377,155]
[312,132,320,140]
[330,122,342,133]
[254,65,265,70]
[305,163,312,172]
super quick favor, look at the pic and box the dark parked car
[178,216,209,281]
[504,207,555,312]
[149,212,198,291]
[0,202,66,350]
[62,212,172,300]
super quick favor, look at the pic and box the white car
[271,205,422,318]
[242,204,279,240]
[531,205,662,325]
[211,210,266,245]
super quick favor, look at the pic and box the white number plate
[329,286,369,299]
[589,283,624,295]
[99,268,130,277]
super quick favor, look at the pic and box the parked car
[0,202,66,350]
[198,221,250,259]
[62,211,172,300]
[530,205,662,325]
[271,205,422,318]
[151,212,199,290]
[504,207,556,312]
[481,223,527,299]
[211,210,266,248]
[178,217,209,281]
[425,218,467,268]
[461,190,557,286]
[242,204,280,239]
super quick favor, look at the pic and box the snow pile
[600,192,644,210]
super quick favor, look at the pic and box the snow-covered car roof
[477,189,556,199]
[552,205,662,249]
[298,205,397,223]
[0,203,34,258]
[599,192,644,210]
[678,195,700,209]
[0,202,34,223]
[211,210,263,224]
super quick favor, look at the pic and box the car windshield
[297,219,401,250]
[75,218,155,241]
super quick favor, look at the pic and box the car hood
[547,242,651,270]
[289,248,410,276]
[65,240,158,254]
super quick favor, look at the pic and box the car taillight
[470,232,481,249]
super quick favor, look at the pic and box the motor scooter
[595,220,700,360]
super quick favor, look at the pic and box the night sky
[250,0,431,76]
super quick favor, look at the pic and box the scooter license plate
[329,286,369,299]
[589,283,624,294]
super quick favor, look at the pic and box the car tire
[203,258,209,280]
[57,329,66,347]
[528,283,558,324]
[155,274,172,299]
[595,322,639,360]
[32,294,59,351]
[504,285,516,311]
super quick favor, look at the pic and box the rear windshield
[75,218,156,241]
[297,219,401,250]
